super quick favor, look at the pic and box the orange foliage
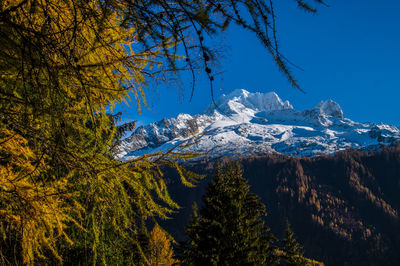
[148,224,179,266]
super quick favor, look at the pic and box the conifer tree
[148,224,180,266]
[181,161,278,265]
[281,220,307,266]
[0,1,201,264]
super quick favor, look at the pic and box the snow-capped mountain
[117,89,400,160]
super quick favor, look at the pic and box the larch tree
[181,161,278,265]
[148,224,180,266]
[0,1,199,264]
[0,0,326,264]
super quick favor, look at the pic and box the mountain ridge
[117,90,400,160]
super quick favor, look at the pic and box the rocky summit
[117,89,400,160]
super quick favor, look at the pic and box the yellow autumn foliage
[0,1,199,264]
[148,224,179,266]
[0,126,84,263]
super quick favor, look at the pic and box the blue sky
[116,0,400,127]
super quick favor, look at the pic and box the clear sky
[116,0,400,127]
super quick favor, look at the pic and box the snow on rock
[316,100,344,119]
[116,90,400,160]
[204,89,293,115]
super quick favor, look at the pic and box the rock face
[316,100,344,119]
[116,89,400,160]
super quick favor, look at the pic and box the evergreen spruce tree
[181,161,278,265]
[281,220,307,266]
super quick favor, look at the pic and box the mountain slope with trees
[162,143,400,265]
[179,161,322,265]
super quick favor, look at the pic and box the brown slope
[161,143,400,265]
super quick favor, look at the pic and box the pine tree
[281,220,307,266]
[181,161,278,265]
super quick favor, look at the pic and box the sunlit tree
[0,1,200,264]
[148,224,179,266]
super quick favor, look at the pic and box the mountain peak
[204,89,293,115]
[117,90,400,160]
[316,100,344,119]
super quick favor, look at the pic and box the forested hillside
[163,143,400,265]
